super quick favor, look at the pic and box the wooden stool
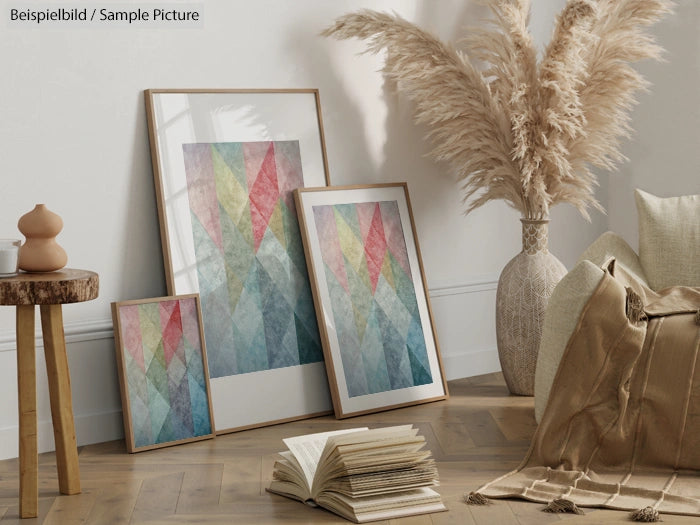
[0,269,99,518]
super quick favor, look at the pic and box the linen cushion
[534,259,604,423]
[577,230,648,287]
[635,189,700,290]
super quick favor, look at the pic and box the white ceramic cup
[0,239,21,276]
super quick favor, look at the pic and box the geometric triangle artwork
[182,141,323,379]
[311,200,432,397]
[115,296,213,450]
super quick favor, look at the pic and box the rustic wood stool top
[0,269,99,305]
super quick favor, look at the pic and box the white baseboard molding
[442,347,501,382]
[428,277,500,381]
[0,409,124,461]
[0,277,499,353]
[0,318,114,352]
[429,277,499,298]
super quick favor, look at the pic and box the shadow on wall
[379,1,498,247]
[118,92,167,302]
[286,10,378,187]
[609,0,700,247]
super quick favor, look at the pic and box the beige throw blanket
[475,261,700,518]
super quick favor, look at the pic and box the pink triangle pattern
[160,300,182,367]
[363,204,387,294]
[313,205,350,293]
[120,305,145,371]
[380,201,411,278]
[179,296,200,351]
[274,143,304,211]
[243,142,268,189]
[356,202,376,245]
[246,142,280,252]
[182,144,225,253]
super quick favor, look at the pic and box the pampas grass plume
[322,0,673,220]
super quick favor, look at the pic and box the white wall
[0,0,694,460]
[607,0,700,246]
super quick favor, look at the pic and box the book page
[283,428,368,488]
[328,425,416,448]
[315,487,445,523]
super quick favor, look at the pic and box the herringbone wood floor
[0,373,696,524]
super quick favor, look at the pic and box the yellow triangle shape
[268,201,286,250]
[212,147,248,223]
[380,251,395,290]
[334,209,365,274]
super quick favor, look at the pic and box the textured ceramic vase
[17,204,68,272]
[495,219,567,396]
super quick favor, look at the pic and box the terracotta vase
[17,204,68,272]
[495,219,567,396]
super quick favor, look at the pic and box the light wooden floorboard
[0,372,696,524]
[43,489,98,525]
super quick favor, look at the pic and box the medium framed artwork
[145,89,333,432]
[111,294,215,452]
[295,183,448,418]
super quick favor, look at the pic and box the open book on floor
[266,425,446,523]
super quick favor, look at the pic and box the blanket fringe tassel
[630,506,660,522]
[464,492,491,505]
[695,309,700,326]
[542,498,584,515]
[625,287,647,323]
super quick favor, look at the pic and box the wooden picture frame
[145,89,333,432]
[295,183,448,418]
[111,294,215,452]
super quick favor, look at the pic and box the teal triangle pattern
[359,301,391,395]
[313,201,433,398]
[182,141,323,379]
[231,262,267,374]
[325,263,367,396]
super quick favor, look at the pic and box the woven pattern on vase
[496,219,567,395]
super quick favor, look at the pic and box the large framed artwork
[145,89,333,432]
[295,183,448,418]
[111,294,215,452]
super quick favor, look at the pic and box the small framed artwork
[295,183,448,418]
[111,294,215,452]
[145,89,333,433]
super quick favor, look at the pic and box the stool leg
[40,304,81,496]
[16,305,37,518]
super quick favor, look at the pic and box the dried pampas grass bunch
[322,0,673,220]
